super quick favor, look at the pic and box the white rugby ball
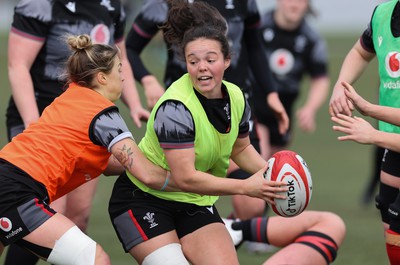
[263,150,312,217]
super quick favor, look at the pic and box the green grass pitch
[0,32,389,264]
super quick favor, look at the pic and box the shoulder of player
[138,0,168,24]
[299,20,322,42]
[259,10,274,28]
[14,0,52,22]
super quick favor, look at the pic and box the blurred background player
[244,0,330,252]
[4,0,148,264]
[329,0,400,263]
[253,0,330,160]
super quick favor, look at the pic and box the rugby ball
[263,150,312,217]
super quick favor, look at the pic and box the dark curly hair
[161,0,231,60]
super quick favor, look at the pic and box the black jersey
[7,0,126,126]
[126,0,273,97]
[256,10,328,97]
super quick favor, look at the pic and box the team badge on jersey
[269,48,294,76]
[385,51,400,78]
[0,217,12,232]
[90,24,111,44]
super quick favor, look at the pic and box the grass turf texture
[0,32,389,264]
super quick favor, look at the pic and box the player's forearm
[231,145,267,175]
[366,104,400,127]
[335,42,374,86]
[111,138,179,191]
[373,130,400,153]
[120,60,143,108]
[174,169,247,196]
[8,67,39,127]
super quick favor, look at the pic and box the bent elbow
[174,178,195,192]
[139,173,159,188]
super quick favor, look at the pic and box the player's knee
[47,225,109,265]
[322,212,346,244]
[142,243,190,265]
[232,196,266,219]
[66,205,92,232]
[69,215,90,232]
[294,231,339,264]
[95,244,111,265]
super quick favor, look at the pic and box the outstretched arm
[341,81,400,126]
[332,82,400,152]
[332,114,400,153]
[164,142,287,204]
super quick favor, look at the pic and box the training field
[0,31,388,264]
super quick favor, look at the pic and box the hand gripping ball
[263,150,313,217]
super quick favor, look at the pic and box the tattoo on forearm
[115,144,134,169]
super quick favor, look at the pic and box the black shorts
[108,172,223,252]
[381,149,400,177]
[0,160,55,246]
[254,92,298,146]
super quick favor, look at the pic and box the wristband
[160,173,170,191]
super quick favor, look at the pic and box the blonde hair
[64,34,118,88]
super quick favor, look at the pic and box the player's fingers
[342,81,358,97]
[331,116,352,127]
[266,180,287,187]
[340,102,353,116]
[133,116,142,128]
[328,105,334,117]
[336,113,353,120]
[332,125,350,134]
[347,99,355,112]
[265,191,286,200]
[352,115,366,122]
[329,102,341,116]
[337,135,354,141]
[335,114,356,124]
[265,198,276,205]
